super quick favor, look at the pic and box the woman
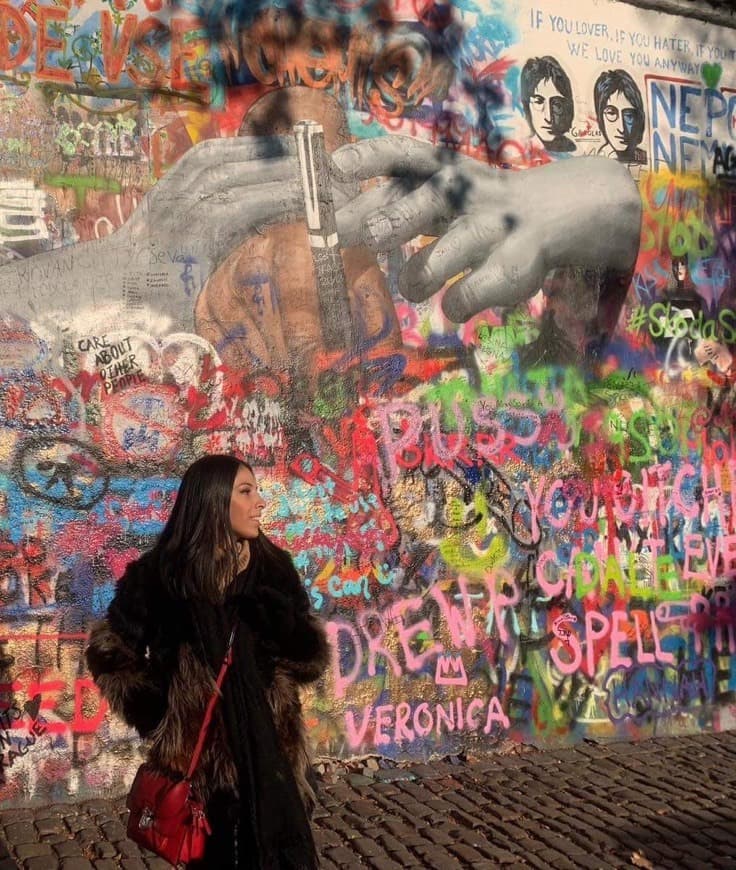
[86,454,329,868]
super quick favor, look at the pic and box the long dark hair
[151,454,250,600]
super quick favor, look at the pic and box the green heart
[703,62,722,89]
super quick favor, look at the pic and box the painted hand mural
[0,94,639,357]
[0,0,733,807]
[332,137,641,322]
[195,87,403,385]
[0,134,307,334]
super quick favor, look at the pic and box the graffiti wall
[0,0,735,805]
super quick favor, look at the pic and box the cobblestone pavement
[1,731,735,869]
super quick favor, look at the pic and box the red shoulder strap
[186,624,236,781]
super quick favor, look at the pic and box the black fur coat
[86,549,330,812]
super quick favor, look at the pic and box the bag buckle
[139,808,154,830]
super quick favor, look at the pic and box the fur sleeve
[248,544,331,684]
[272,557,331,684]
[274,610,331,684]
[85,561,168,735]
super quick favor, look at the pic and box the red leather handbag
[126,627,236,867]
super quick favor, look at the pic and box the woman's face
[528,78,566,142]
[229,465,265,540]
[602,91,636,153]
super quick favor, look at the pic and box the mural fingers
[195,156,301,195]
[335,180,415,248]
[331,136,450,183]
[399,214,509,303]
[207,179,305,231]
[359,168,470,252]
[138,140,275,216]
[442,234,545,322]
[186,181,306,275]
[165,135,298,182]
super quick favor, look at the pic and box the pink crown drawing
[434,654,468,686]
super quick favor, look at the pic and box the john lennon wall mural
[0,0,734,804]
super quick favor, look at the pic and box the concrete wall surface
[0,0,735,806]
